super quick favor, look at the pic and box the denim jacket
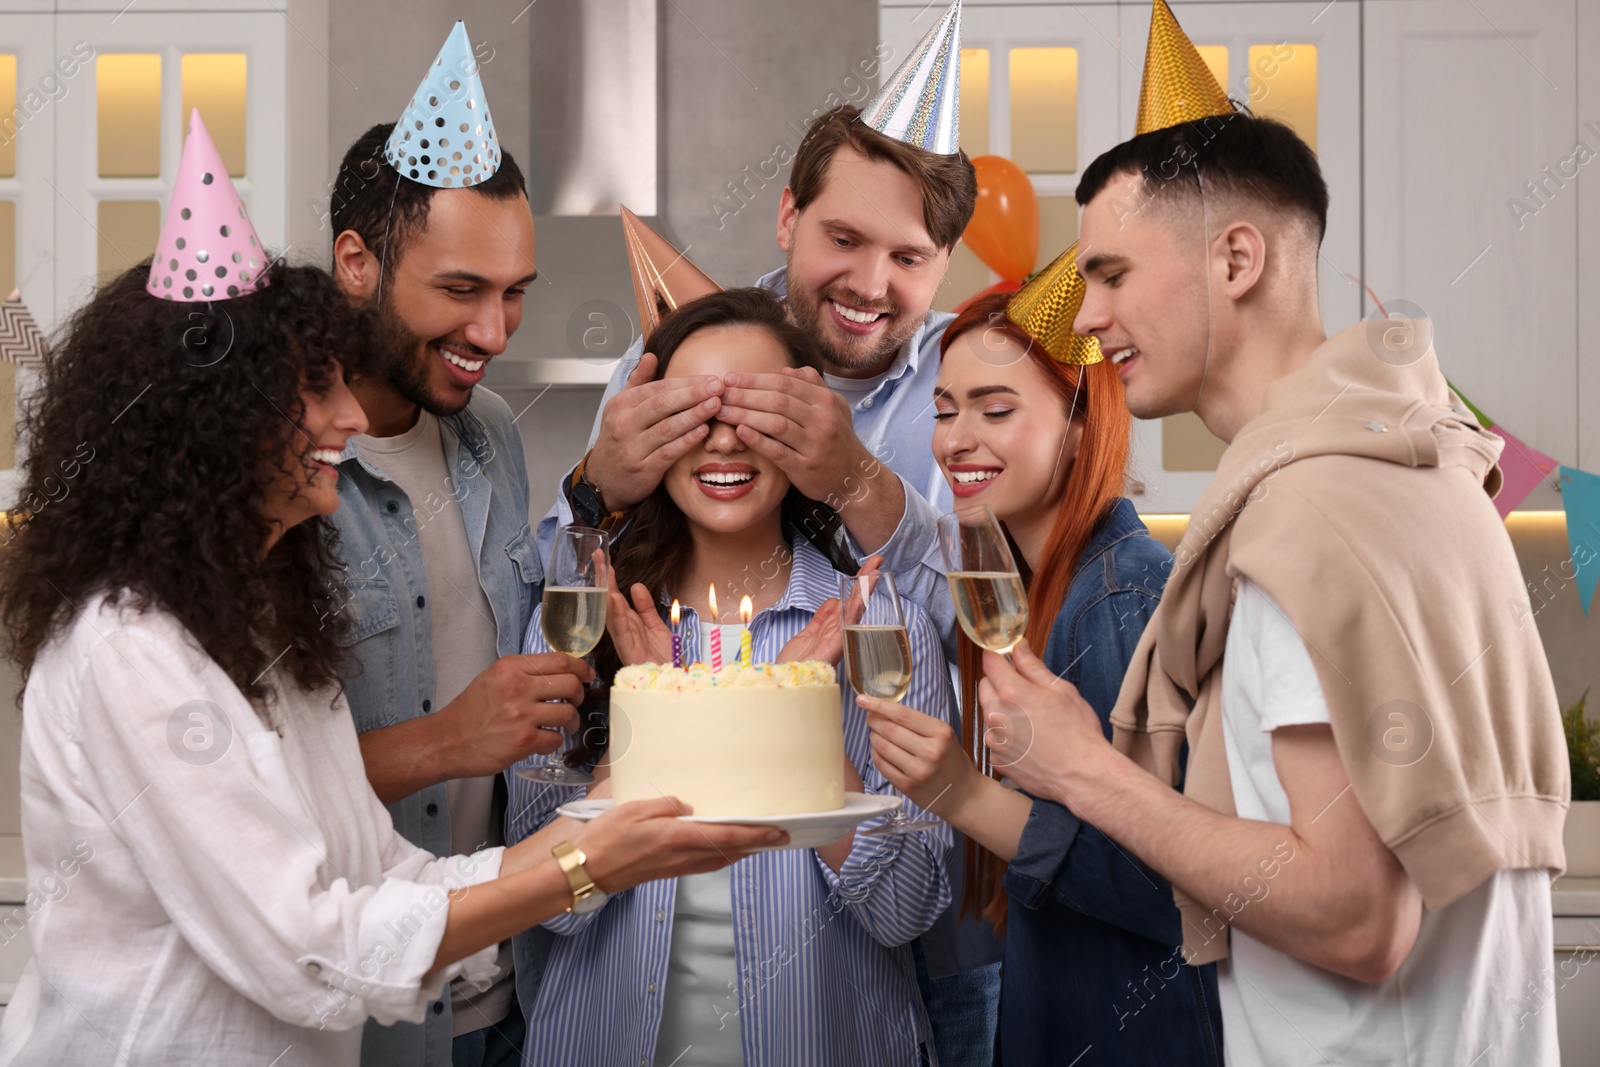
[998,498,1223,1067]
[325,388,543,1067]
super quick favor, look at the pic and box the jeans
[914,939,1001,1067]
[452,1005,526,1067]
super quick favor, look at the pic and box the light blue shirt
[536,265,957,659]
[508,535,955,1067]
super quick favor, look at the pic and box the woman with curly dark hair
[0,118,780,1067]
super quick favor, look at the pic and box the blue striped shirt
[508,536,955,1067]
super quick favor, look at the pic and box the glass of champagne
[938,506,1028,656]
[840,572,941,838]
[516,525,610,788]
[937,505,1028,779]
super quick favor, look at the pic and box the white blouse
[0,593,503,1066]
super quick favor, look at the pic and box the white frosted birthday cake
[609,661,845,817]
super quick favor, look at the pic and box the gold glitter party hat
[1136,0,1234,136]
[621,206,722,334]
[1005,243,1103,365]
[859,0,962,155]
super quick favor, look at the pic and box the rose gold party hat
[146,110,267,302]
[621,207,721,334]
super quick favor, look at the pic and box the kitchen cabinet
[883,0,1361,514]
[885,0,1591,515]
[1554,878,1600,1063]
[0,2,303,504]
[1365,0,1578,506]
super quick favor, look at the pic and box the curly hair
[0,261,373,713]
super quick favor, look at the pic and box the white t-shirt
[354,411,511,1035]
[1216,578,1557,1067]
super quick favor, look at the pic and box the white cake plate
[554,792,903,851]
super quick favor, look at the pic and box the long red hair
[939,290,1132,933]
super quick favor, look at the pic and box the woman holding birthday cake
[0,118,784,1066]
[861,255,1224,1064]
[509,288,956,1067]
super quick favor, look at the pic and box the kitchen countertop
[1555,877,1600,917]
[0,835,21,903]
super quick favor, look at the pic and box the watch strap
[551,841,600,910]
[568,452,626,531]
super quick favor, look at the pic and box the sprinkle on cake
[614,661,837,691]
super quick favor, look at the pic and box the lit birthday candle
[708,585,722,671]
[739,596,753,667]
[670,599,682,668]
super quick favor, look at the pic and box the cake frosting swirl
[614,660,836,691]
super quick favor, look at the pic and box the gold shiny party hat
[1005,243,1103,365]
[1136,0,1234,136]
[621,206,722,334]
[859,0,962,154]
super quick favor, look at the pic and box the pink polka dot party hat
[146,109,267,302]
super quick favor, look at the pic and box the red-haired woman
[862,289,1223,1065]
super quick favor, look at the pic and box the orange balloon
[964,156,1039,282]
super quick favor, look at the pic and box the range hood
[486,213,649,389]
[487,0,659,390]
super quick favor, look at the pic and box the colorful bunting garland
[1449,377,1600,615]
[0,289,49,370]
[1559,467,1600,616]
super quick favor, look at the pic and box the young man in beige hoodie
[972,109,1568,1065]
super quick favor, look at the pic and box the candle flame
[707,584,718,619]
[671,598,680,625]
[739,595,752,625]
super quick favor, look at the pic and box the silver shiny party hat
[860,0,962,155]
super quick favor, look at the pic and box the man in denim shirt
[322,123,589,1067]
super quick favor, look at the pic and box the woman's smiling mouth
[947,464,1002,498]
[694,463,759,500]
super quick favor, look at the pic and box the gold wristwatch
[551,842,608,915]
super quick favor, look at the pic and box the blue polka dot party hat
[384,21,502,188]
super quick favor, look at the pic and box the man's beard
[784,257,921,375]
[371,286,472,418]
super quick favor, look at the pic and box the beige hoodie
[1109,320,1569,966]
